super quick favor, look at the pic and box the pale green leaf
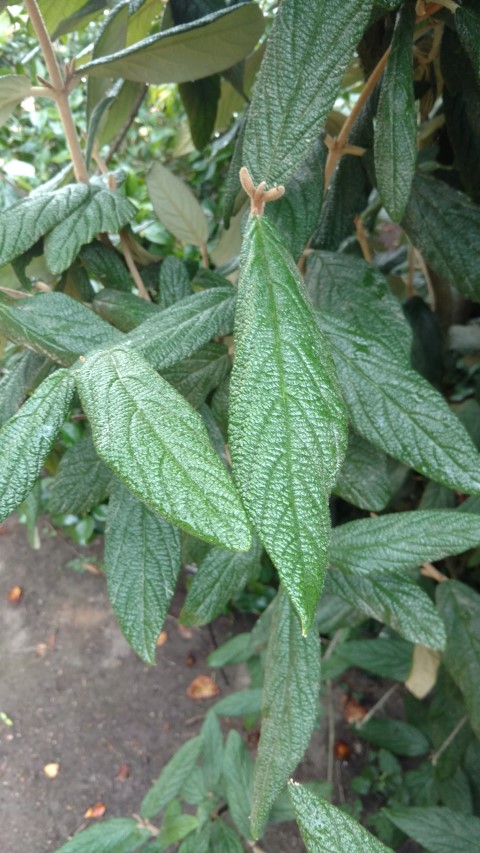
[180,536,262,625]
[0,370,75,523]
[223,731,254,839]
[436,580,480,739]
[0,351,51,426]
[105,481,181,664]
[156,815,199,849]
[74,346,251,549]
[158,256,191,308]
[36,0,106,38]
[54,818,151,853]
[0,292,121,366]
[330,510,480,575]
[78,4,265,84]
[0,183,89,267]
[288,782,392,852]
[243,0,374,185]
[0,75,32,125]
[87,3,128,121]
[251,589,321,839]
[207,633,251,667]
[386,806,480,853]
[147,163,208,246]
[334,432,392,512]
[230,215,347,631]
[212,688,262,717]
[161,342,230,409]
[93,290,160,332]
[141,737,203,819]
[44,182,136,274]
[374,2,416,222]
[49,434,113,514]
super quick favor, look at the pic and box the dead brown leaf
[115,764,130,781]
[342,696,367,724]
[156,631,168,647]
[186,675,220,700]
[7,585,23,605]
[84,802,107,819]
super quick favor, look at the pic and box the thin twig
[421,561,447,583]
[105,84,148,166]
[119,231,151,301]
[354,215,372,263]
[356,683,400,729]
[431,715,467,766]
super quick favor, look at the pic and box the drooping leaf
[93,290,160,332]
[180,536,262,625]
[141,736,203,819]
[334,432,392,512]
[147,162,209,246]
[319,310,480,494]
[161,343,230,408]
[207,633,251,667]
[242,0,374,186]
[49,434,113,514]
[288,782,392,852]
[0,75,32,125]
[200,709,223,792]
[78,4,265,85]
[456,1,480,84]
[230,214,347,631]
[54,818,151,853]
[333,637,413,682]
[223,731,254,840]
[436,580,480,739]
[212,688,263,717]
[402,174,480,302]
[330,510,480,575]
[359,718,430,757]
[155,815,199,849]
[0,370,75,523]
[385,806,480,853]
[374,1,416,221]
[80,241,134,292]
[0,351,51,426]
[250,589,321,839]
[104,481,181,664]
[74,346,251,549]
[0,183,89,267]
[179,75,221,150]
[0,292,121,366]
[158,256,191,308]
[177,824,211,853]
[97,80,147,147]
[325,571,446,650]
[44,182,136,274]
[124,287,236,369]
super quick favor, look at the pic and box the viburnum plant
[2,0,480,850]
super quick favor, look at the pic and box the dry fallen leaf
[115,764,130,781]
[184,653,196,667]
[156,630,168,647]
[7,585,23,605]
[186,675,220,700]
[342,696,367,724]
[334,739,351,761]
[84,802,107,819]
[43,762,60,779]
[178,624,193,640]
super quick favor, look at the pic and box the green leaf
[436,580,480,739]
[0,351,51,426]
[141,736,203,818]
[179,75,221,150]
[385,806,480,853]
[242,0,374,185]
[80,241,134,292]
[358,718,430,757]
[44,181,136,274]
[313,151,370,251]
[0,75,32,125]
[87,3,128,121]
[93,290,160,332]
[54,818,151,853]
[161,343,230,409]
[36,0,106,38]
[124,287,236,370]
[181,537,262,625]
[207,633,252,667]
[49,434,113,514]
[75,346,251,549]
[288,782,392,852]
[250,589,321,839]
[325,571,446,650]
[156,814,199,850]
[212,688,263,717]
[0,292,121,366]
[319,310,480,494]
[147,163,208,246]
[330,510,480,575]
[334,432,392,512]
[78,4,265,84]
[0,370,75,524]
[374,2,416,222]
[402,174,480,302]
[456,2,480,84]
[104,481,181,664]
[223,731,254,839]
[158,256,191,308]
[177,824,211,853]
[334,637,413,682]
[229,215,347,631]
[0,183,89,267]
[201,710,223,791]
[210,819,243,852]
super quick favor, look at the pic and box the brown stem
[323,46,391,194]
[431,715,467,766]
[421,561,447,583]
[120,231,151,301]
[356,683,400,729]
[24,0,89,183]
[105,84,148,167]
[200,242,209,269]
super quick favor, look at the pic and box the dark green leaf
[201,710,223,791]
[80,241,134,292]
[374,2,416,221]
[334,637,413,681]
[75,346,251,549]
[251,589,321,839]
[402,174,480,302]
[358,718,430,757]
[179,75,221,150]
[456,2,480,84]
[230,215,347,631]
[0,292,121,366]
[212,688,263,717]
[334,432,392,512]
[158,257,191,308]
[385,806,480,853]
[49,434,113,514]
[288,782,392,852]
[156,815,199,849]
[243,0,374,185]
[93,290,160,332]
[438,767,473,816]
[0,370,75,524]
[436,580,480,739]
[54,818,151,853]
[141,736,203,818]
[210,819,243,852]
[0,351,51,426]
[78,5,265,85]
[105,481,181,664]
[223,731,254,839]
[181,537,262,625]
[313,153,370,251]
[161,343,230,408]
